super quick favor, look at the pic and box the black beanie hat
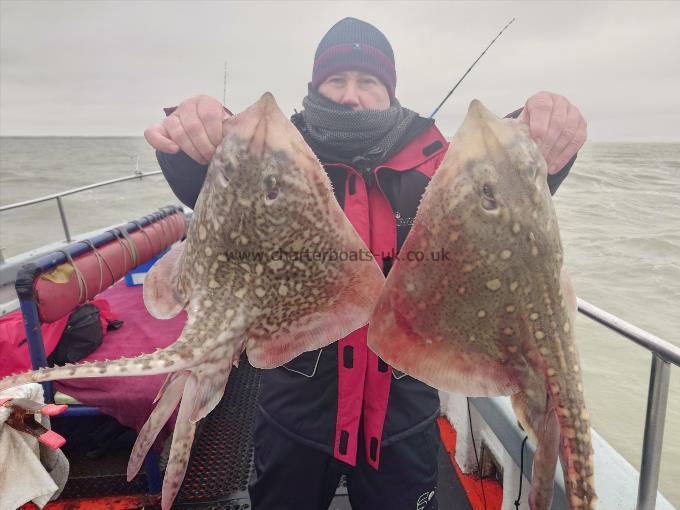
[311,17,396,100]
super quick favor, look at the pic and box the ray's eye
[264,175,279,202]
[217,173,230,187]
[481,183,497,211]
[217,161,235,187]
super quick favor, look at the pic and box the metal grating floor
[52,354,471,509]
[53,416,149,499]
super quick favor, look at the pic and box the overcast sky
[1,0,679,141]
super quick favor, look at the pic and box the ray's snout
[226,92,291,155]
[462,99,500,132]
[444,99,524,168]
[468,98,493,118]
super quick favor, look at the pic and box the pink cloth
[54,281,187,438]
[0,312,69,378]
[0,299,118,378]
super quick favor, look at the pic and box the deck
[48,356,473,509]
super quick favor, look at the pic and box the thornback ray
[367,99,596,510]
[0,92,385,510]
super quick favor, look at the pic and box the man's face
[318,70,391,111]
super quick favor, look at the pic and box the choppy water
[1,137,679,505]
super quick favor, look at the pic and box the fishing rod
[429,17,516,119]
[223,60,228,105]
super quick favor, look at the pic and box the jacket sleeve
[157,150,208,210]
[504,107,574,196]
[547,154,576,195]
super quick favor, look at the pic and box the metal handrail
[0,170,163,211]
[578,299,680,366]
[576,298,676,510]
[0,170,163,248]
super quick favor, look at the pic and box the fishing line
[467,397,487,510]
[514,435,529,509]
[429,17,516,119]
[223,60,228,106]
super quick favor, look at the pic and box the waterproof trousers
[248,411,439,510]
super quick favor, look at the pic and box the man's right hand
[144,95,231,165]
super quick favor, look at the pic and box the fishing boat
[0,172,677,510]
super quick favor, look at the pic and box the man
[145,17,586,510]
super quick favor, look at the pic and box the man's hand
[519,91,587,175]
[144,95,231,165]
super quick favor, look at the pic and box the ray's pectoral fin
[143,241,189,319]
[246,253,385,369]
[367,292,522,397]
[512,372,561,510]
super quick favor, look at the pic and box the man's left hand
[519,91,587,175]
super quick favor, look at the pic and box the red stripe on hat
[313,43,395,74]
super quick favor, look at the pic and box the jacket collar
[291,112,447,171]
[378,122,448,171]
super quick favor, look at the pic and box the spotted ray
[0,92,385,509]
[368,100,596,509]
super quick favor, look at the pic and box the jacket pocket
[281,348,323,378]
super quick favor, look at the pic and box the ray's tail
[554,271,597,509]
[0,339,196,393]
[553,375,597,509]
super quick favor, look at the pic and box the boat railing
[1,175,677,508]
[0,169,163,263]
[576,298,677,510]
[469,299,677,509]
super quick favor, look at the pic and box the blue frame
[15,206,184,496]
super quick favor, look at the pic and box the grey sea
[0,137,679,505]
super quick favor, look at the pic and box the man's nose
[339,82,361,109]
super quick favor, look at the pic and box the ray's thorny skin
[0,92,385,510]
[368,100,596,510]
